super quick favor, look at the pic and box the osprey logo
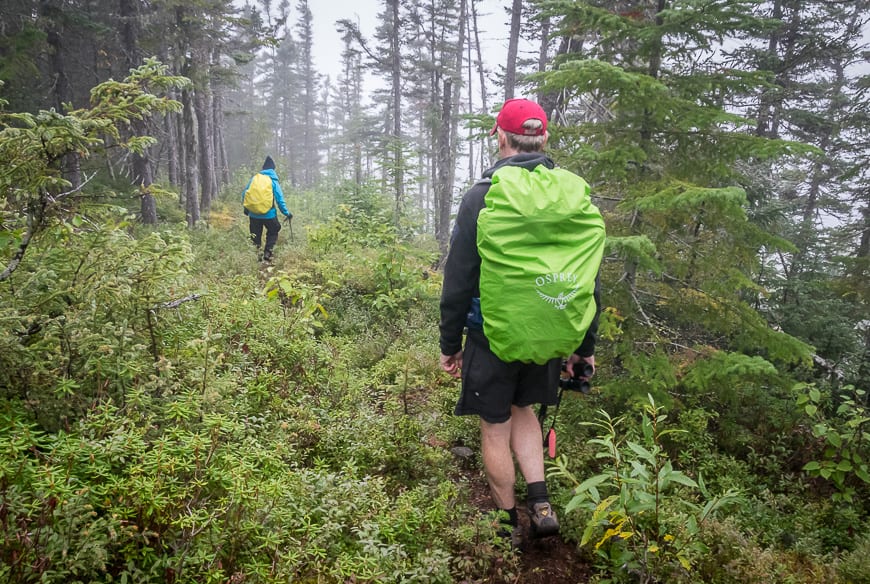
[535,272,579,310]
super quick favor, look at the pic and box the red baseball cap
[490,98,548,136]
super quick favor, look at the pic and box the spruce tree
[535,0,817,394]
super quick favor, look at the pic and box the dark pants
[249,216,282,257]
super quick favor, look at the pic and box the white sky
[307,1,869,92]
[305,0,869,109]
[308,0,519,91]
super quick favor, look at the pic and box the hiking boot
[262,250,273,262]
[528,502,559,538]
[496,524,522,550]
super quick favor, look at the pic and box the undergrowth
[1,198,867,583]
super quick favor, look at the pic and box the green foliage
[0,403,461,583]
[550,395,743,583]
[0,214,192,429]
[304,195,440,332]
[682,351,778,394]
[0,58,188,284]
[604,235,662,275]
[307,203,396,254]
[694,518,842,584]
[838,535,870,584]
[797,383,870,502]
[262,271,329,336]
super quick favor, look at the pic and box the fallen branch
[151,294,203,311]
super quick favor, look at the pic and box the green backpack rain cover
[477,165,605,364]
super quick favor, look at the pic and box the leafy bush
[797,383,870,503]
[695,518,841,584]
[551,394,743,583]
[0,216,193,430]
[838,535,870,584]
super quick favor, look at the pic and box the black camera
[559,361,594,394]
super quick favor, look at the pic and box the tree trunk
[212,46,230,190]
[195,82,216,215]
[435,0,466,254]
[389,0,404,223]
[168,116,180,186]
[436,78,453,254]
[41,0,81,189]
[297,0,318,186]
[536,14,550,104]
[182,87,200,227]
[470,0,490,171]
[504,0,522,100]
[120,0,157,224]
[212,87,229,191]
[466,12,475,182]
[755,0,783,137]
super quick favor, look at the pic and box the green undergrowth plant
[694,517,842,584]
[0,214,193,430]
[796,383,870,503]
[0,403,466,583]
[550,394,743,584]
[1,214,509,583]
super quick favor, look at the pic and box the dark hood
[482,153,554,178]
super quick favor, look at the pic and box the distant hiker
[438,98,605,545]
[242,156,292,262]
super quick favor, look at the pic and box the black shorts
[454,330,561,424]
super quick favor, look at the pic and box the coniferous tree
[40,0,83,189]
[504,0,523,100]
[372,0,406,223]
[388,0,405,222]
[465,0,494,176]
[119,0,157,224]
[436,0,466,251]
[537,0,816,390]
[330,23,370,192]
[730,0,870,373]
[0,0,46,113]
[270,0,299,179]
[295,0,320,186]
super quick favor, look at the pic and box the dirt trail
[461,466,593,583]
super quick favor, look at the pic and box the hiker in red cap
[439,98,603,547]
[490,97,549,136]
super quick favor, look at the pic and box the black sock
[499,507,518,528]
[527,481,549,506]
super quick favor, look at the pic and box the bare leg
[480,417,516,509]
[510,405,545,485]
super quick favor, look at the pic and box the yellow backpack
[243,173,275,214]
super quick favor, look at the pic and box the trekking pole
[540,361,594,459]
[539,388,564,459]
[285,215,294,241]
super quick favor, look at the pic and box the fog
[309,0,525,100]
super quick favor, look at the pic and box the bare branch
[0,200,44,283]
[49,171,98,203]
[150,294,203,311]
[1,174,99,283]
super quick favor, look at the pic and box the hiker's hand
[566,353,594,378]
[440,351,463,378]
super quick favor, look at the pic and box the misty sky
[306,1,870,94]
[309,0,516,87]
